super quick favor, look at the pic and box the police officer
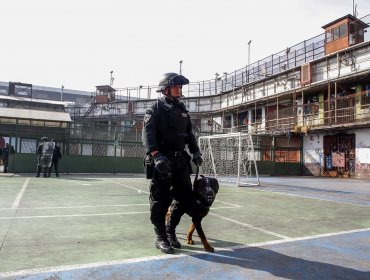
[143,73,203,254]
[36,137,48,177]
[48,139,62,177]
[1,143,15,173]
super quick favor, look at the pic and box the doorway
[323,134,355,176]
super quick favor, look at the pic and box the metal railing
[110,14,369,101]
[210,90,370,135]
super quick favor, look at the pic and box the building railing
[209,90,370,135]
[111,14,369,101]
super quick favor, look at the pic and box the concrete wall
[8,154,144,175]
[6,154,303,176]
[355,129,370,177]
[302,133,324,176]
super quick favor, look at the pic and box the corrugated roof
[0,108,71,122]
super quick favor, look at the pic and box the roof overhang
[0,108,71,122]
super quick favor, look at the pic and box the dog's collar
[195,198,211,209]
[195,197,213,208]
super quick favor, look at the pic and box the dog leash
[194,164,200,181]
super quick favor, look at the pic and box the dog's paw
[204,245,214,252]
[187,239,194,245]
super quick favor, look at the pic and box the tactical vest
[156,99,189,151]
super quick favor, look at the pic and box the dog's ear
[210,178,219,194]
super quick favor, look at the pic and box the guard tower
[322,14,368,55]
[95,85,116,104]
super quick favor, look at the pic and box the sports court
[0,173,370,279]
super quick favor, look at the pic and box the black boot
[166,229,181,249]
[154,226,174,254]
[36,165,41,177]
[166,209,182,249]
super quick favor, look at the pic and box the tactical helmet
[41,137,48,141]
[156,72,189,93]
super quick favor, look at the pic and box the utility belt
[143,150,187,179]
[161,150,185,157]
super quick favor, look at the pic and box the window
[361,85,370,107]
[251,108,262,123]
[349,23,356,45]
[339,24,348,37]
[327,24,348,43]
[326,30,332,43]
[333,27,340,40]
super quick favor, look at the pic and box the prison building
[1,13,370,178]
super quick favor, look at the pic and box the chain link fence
[2,121,145,158]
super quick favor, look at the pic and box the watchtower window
[325,23,348,43]
[326,30,332,42]
[339,24,348,37]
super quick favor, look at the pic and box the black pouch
[143,155,154,179]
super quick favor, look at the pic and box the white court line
[0,211,150,220]
[112,178,243,208]
[0,204,148,211]
[2,227,369,279]
[106,179,150,194]
[11,178,30,209]
[254,187,370,207]
[108,178,242,208]
[214,199,241,207]
[209,212,290,239]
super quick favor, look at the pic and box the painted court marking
[209,212,290,239]
[11,178,30,209]
[0,211,151,220]
[0,204,149,211]
[254,187,370,207]
[106,179,150,194]
[106,178,243,208]
[1,227,369,279]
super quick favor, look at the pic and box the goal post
[198,133,260,186]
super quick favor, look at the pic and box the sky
[1,0,370,92]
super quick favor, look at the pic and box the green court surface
[0,174,370,279]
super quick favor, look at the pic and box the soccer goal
[198,133,260,186]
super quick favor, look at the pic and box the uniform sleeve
[186,115,200,154]
[142,104,159,154]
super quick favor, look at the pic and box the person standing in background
[48,139,62,177]
[1,143,15,173]
[36,137,48,177]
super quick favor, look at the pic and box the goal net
[198,133,260,186]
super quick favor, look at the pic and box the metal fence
[111,14,370,101]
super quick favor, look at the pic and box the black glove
[153,153,171,178]
[192,151,203,166]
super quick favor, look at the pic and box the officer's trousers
[149,151,192,231]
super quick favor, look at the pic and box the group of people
[0,143,15,173]
[142,72,203,254]
[36,137,62,177]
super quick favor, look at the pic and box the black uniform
[48,143,62,177]
[1,144,15,173]
[143,96,200,250]
[36,143,44,177]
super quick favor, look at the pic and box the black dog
[167,173,219,252]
